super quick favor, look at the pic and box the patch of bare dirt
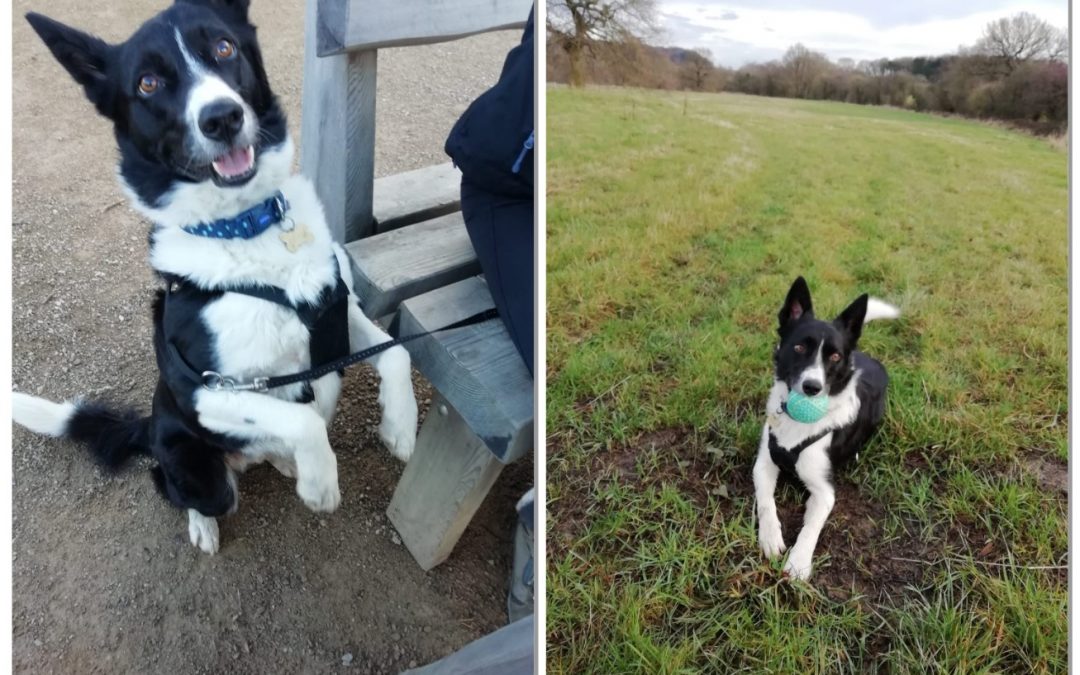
[552,427,951,603]
[1020,450,1068,495]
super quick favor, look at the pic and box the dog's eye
[138,74,160,96]
[215,39,237,59]
[829,352,842,363]
[793,344,805,353]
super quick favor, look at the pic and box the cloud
[656,0,1068,67]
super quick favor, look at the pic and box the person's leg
[460,180,535,376]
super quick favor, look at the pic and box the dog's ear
[175,0,251,23]
[25,13,115,116]
[778,276,813,332]
[835,294,869,345]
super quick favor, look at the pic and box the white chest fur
[765,376,861,448]
[150,174,342,410]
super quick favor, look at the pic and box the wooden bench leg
[387,393,503,570]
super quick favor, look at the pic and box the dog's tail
[864,298,901,323]
[12,392,151,470]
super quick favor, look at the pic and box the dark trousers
[460,180,534,377]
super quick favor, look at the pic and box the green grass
[546,88,1067,673]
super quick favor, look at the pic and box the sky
[657,0,1069,67]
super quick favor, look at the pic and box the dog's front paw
[758,517,787,559]
[782,548,814,581]
[296,462,341,513]
[188,511,220,555]
[379,395,417,463]
[269,455,297,478]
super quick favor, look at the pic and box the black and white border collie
[13,0,417,554]
[753,277,899,580]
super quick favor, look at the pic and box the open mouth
[211,145,256,185]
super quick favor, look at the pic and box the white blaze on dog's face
[774,277,869,397]
[25,0,288,210]
[172,27,258,183]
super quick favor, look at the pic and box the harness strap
[164,259,348,329]
[159,263,499,393]
[190,307,500,393]
[768,429,831,476]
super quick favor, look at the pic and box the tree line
[548,6,1067,134]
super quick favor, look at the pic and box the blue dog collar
[181,192,289,239]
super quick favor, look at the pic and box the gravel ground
[12,1,531,673]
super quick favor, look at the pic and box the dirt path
[12,1,531,673]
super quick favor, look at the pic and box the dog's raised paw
[297,475,341,513]
[269,455,297,478]
[379,399,417,463]
[379,419,415,462]
[188,511,220,555]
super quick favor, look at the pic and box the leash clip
[201,371,270,393]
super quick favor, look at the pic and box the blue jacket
[444,6,534,199]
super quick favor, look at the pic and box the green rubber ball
[785,390,829,424]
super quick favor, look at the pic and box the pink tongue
[213,146,252,177]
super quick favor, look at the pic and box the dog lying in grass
[754,277,899,580]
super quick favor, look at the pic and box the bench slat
[346,212,480,318]
[396,277,533,463]
[316,0,531,56]
[372,163,461,233]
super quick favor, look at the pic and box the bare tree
[548,0,659,87]
[680,48,714,91]
[782,44,829,98]
[974,12,1067,73]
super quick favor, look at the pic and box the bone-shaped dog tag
[280,222,314,252]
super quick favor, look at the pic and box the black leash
[197,307,499,393]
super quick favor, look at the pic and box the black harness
[768,429,831,477]
[161,258,351,397]
[159,257,500,395]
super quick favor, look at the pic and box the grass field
[546,87,1067,673]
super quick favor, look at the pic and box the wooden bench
[301,0,534,573]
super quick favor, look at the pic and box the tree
[782,44,829,98]
[680,48,714,91]
[974,12,1067,74]
[548,0,659,87]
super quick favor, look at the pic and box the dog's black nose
[801,380,822,396]
[199,99,244,142]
